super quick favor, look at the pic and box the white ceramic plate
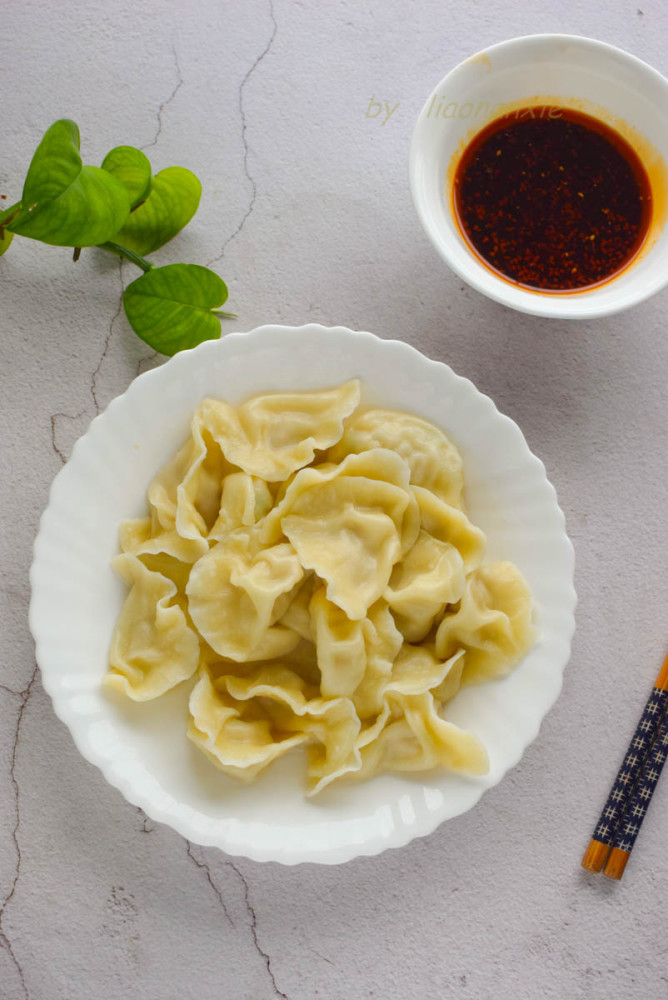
[30,325,575,865]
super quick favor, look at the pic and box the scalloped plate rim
[29,324,576,865]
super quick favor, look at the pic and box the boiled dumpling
[309,587,403,717]
[188,667,308,781]
[310,587,368,697]
[208,472,273,542]
[279,571,317,642]
[329,408,464,507]
[309,588,403,708]
[354,691,489,779]
[147,409,231,543]
[186,528,303,661]
[189,662,363,794]
[107,381,536,796]
[105,554,200,700]
[412,486,485,572]
[262,449,419,619]
[387,644,466,702]
[434,562,535,685]
[277,574,316,642]
[119,517,207,565]
[349,601,404,718]
[385,532,465,642]
[225,667,363,795]
[200,380,361,482]
[382,486,484,642]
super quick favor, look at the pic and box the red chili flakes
[452,106,652,291]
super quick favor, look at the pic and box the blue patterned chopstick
[603,712,668,879]
[581,653,668,874]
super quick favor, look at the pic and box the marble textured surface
[2,1,668,997]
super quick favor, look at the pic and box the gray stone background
[2,1,668,997]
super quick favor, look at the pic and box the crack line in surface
[142,45,184,152]
[311,946,334,967]
[136,350,161,379]
[207,0,277,268]
[90,260,124,414]
[0,665,38,1000]
[50,408,86,466]
[184,841,233,926]
[49,416,67,464]
[227,860,288,999]
[136,807,154,834]
[0,683,22,698]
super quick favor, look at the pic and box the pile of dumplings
[106,380,535,795]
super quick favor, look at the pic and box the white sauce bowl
[409,34,668,318]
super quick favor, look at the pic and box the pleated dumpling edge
[104,380,536,796]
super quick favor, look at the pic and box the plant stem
[0,201,22,230]
[99,241,153,273]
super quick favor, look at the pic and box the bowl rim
[29,324,577,864]
[409,33,668,319]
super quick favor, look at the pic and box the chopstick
[581,652,668,875]
[603,712,668,879]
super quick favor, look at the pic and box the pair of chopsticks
[582,653,668,880]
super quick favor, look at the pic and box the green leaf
[22,119,81,205]
[0,228,13,256]
[123,263,228,355]
[101,146,153,209]
[8,119,130,246]
[110,166,202,255]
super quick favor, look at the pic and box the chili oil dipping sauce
[452,106,652,292]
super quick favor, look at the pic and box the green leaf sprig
[0,119,235,355]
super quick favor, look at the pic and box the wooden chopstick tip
[581,838,611,874]
[603,847,630,880]
[656,651,668,691]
